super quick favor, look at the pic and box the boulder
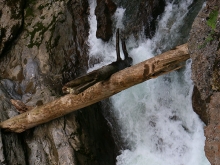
[0,0,117,164]
[0,0,24,56]
[120,0,166,39]
[189,0,220,164]
[205,93,220,165]
[192,86,208,125]
[95,0,117,41]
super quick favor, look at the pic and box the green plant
[199,9,219,49]
[207,10,218,30]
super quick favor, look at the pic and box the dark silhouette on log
[0,43,189,133]
[62,29,132,94]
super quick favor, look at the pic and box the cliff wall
[0,0,116,164]
[0,0,166,164]
[189,0,220,164]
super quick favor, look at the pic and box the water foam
[88,0,210,164]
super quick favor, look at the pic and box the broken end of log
[0,113,27,133]
[10,99,33,114]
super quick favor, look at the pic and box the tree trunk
[0,43,189,133]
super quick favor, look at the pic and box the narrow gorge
[0,0,219,164]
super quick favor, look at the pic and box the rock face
[0,0,117,164]
[0,0,184,164]
[95,0,167,41]
[0,84,26,164]
[0,0,167,163]
[189,0,220,164]
[95,0,117,41]
[0,0,24,56]
[205,93,220,164]
[114,0,166,39]
[192,86,208,125]
[142,0,166,39]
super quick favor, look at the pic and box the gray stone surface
[0,0,24,56]
[189,0,220,164]
[189,0,220,100]
[0,0,117,164]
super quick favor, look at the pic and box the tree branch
[116,29,121,61]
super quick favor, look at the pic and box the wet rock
[189,0,220,164]
[95,0,117,41]
[143,0,166,39]
[205,93,220,165]
[0,0,117,164]
[212,54,220,91]
[21,104,116,165]
[0,0,90,101]
[192,86,208,125]
[0,83,26,165]
[116,0,166,39]
[0,0,24,56]
[189,0,220,100]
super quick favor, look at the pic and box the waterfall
[88,0,210,164]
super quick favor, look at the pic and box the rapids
[88,0,210,164]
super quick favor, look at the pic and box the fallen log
[0,43,189,133]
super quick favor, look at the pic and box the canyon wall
[0,0,166,164]
[0,0,116,164]
[189,0,220,164]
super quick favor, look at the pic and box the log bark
[0,43,189,133]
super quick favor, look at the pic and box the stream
[88,0,210,164]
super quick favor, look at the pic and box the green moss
[207,10,218,30]
[45,16,62,50]
[207,34,214,42]
[24,0,37,18]
[198,33,214,49]
[24,1,64,48]
[25,7,34,18]
[27,15,59,48]
[199,9,219,49]
[27,22,46,48]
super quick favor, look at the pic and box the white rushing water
[88,0,211,165]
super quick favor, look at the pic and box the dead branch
[10,99,33,113]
